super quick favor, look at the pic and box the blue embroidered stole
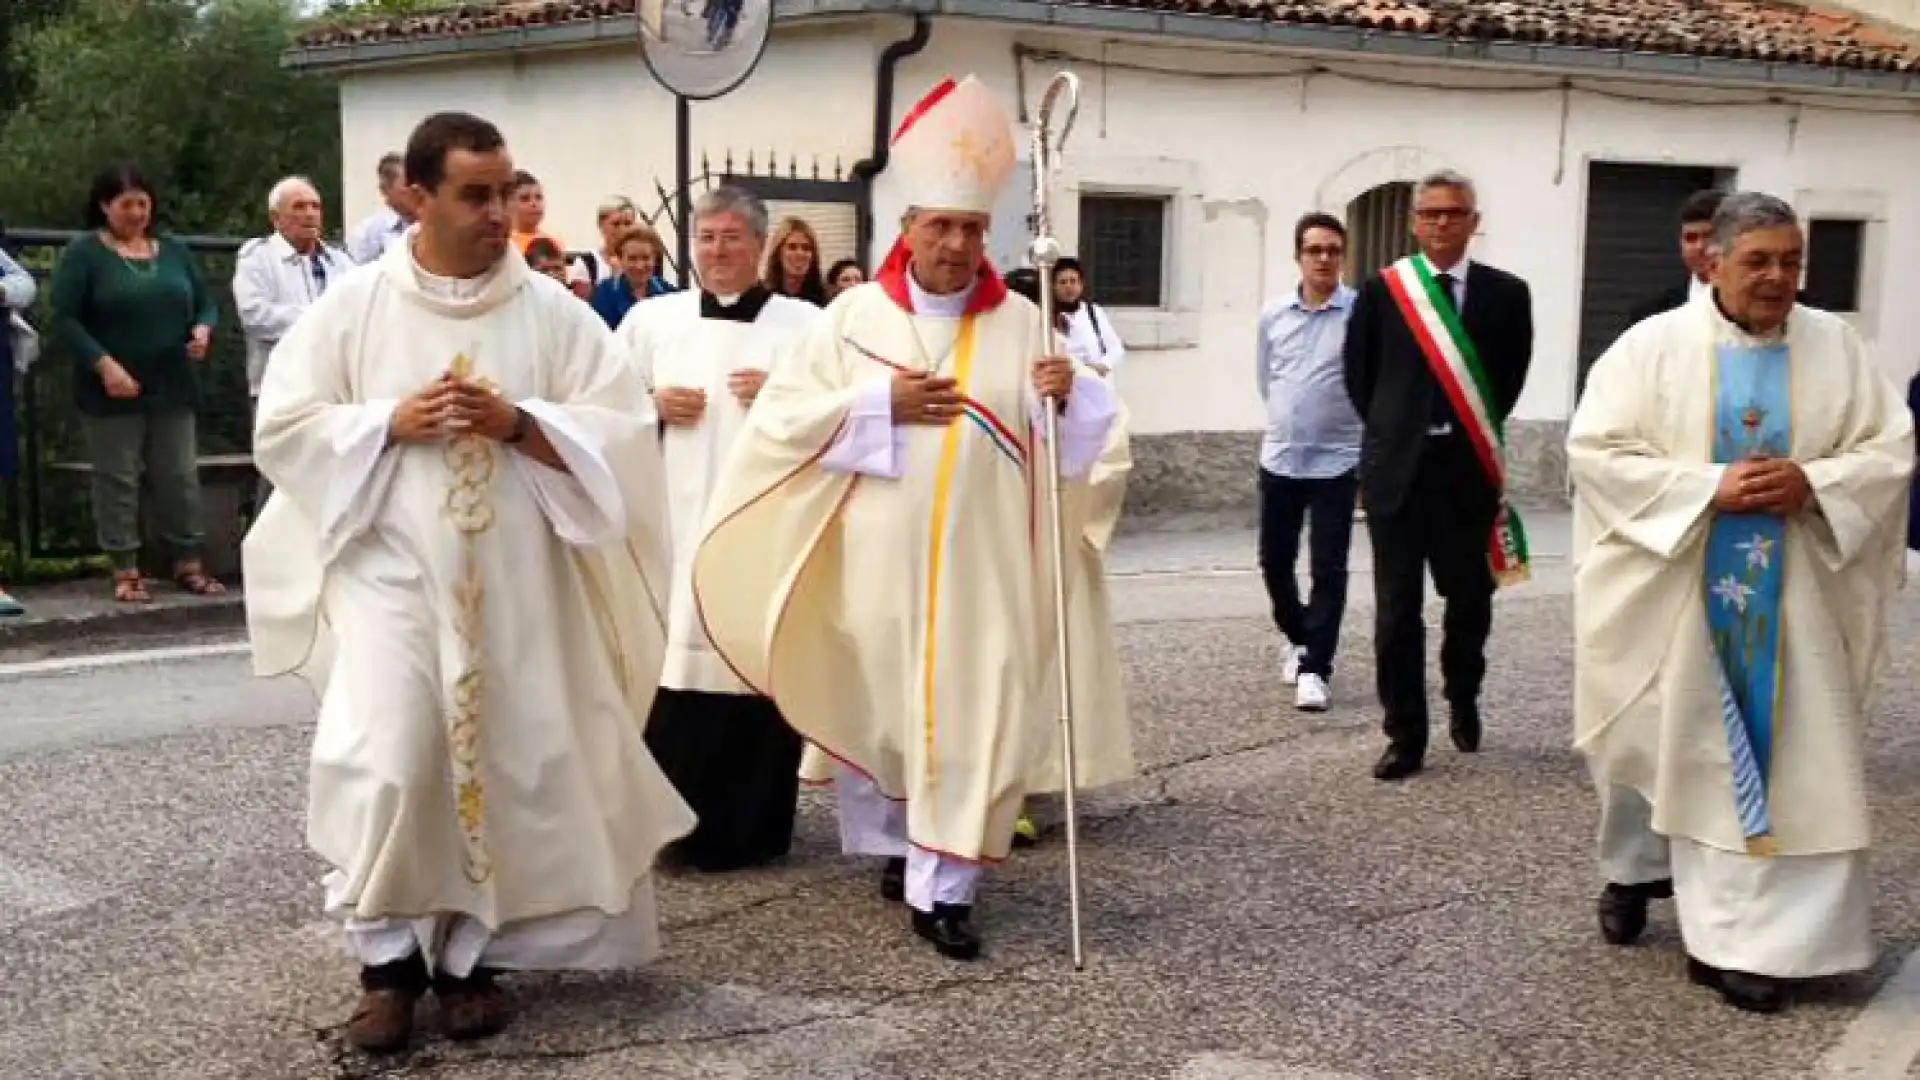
[1703,341,1790,856]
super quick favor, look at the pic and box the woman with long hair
[760,216,827,306]
[48,161,223,603]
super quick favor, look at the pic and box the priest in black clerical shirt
[616,185,823,870]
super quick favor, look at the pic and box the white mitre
[891,75,1017,215]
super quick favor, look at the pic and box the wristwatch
[505,408,530,444]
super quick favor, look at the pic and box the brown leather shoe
[344,988,419,1054]
[436,970,510,1042]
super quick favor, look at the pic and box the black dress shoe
[1687,956,1787,1014]
[911,903,982,961]
[1373,745,1424,781]
[879,857,905,902]
[1450,706,1482,753]
[1597,879,1673,945]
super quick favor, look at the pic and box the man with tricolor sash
[689,74,1128,962]
[1568,192,1912,1013]
[1342,169,1535,782]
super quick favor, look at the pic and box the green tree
[0,0,341,236]
[0,0,80,127]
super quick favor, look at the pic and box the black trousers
[1366,443,1496,753]
[644,687,804,871]
[1257,466,1359,678]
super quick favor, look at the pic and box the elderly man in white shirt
[0,240,36,617]
[233,175,353,506]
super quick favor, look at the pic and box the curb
[0,596,246,649]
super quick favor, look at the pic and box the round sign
[637,0,774,100]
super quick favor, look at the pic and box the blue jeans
[1257,466,1358,679]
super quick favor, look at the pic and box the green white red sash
[1380,254,1530,586]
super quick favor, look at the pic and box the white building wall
[1834,0,1920,27]
[337,21,880,261]
[336,18,1920,438]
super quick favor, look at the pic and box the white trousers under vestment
[834,767,983,912]
[1595,785,1875,979]
[327,872,664,978]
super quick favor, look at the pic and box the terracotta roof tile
[293,0,1920,71]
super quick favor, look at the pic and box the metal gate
[636,151,863,284]
[1345,182,1415,285]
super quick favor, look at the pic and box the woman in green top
[49,162,225,603]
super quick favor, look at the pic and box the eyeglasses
[1300,245,1345,259]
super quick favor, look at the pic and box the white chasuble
[691,278,1131,863]
[1569,293,1912,976]
[618,289,820,694]
[243,244,695,975]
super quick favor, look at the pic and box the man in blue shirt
[1256,213,1362,711]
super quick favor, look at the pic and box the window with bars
[1077,194,1167,307]
[1803,218,1865,313]
[1345,182,1416,285]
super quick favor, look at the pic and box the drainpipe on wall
[849,14,931,267]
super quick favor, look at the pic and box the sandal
[172,561,226,596]
[113,570,152,604]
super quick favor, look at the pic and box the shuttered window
[1573,163,1724,398]
[1078,194,1166,308]
[1804,218,1865,313]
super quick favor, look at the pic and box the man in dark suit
[1627,188,1725,327]
[1342,169,1533,781]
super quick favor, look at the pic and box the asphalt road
[3,516,1919,1080]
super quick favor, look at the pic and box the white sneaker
[1281,646,1306,685]
[1296,673,1330,712]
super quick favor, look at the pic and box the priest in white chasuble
[1569,191,1912,1014]
[618,184,821,872]
[692,74,1130,961]
[242,111,695,1054]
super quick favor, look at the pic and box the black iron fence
[1,228,252,581]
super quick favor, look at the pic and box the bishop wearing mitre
[243,112,695,1053]
[619,184,821,872]
[1569,191,1912,1014]
[692,74,1129,961]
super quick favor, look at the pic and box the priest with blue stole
[690,74,1128,962]
[1568,191,1912,1014]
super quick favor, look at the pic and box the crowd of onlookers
[0,146,1135,619]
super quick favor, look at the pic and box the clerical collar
[907,272,975,318]
[700,285,772,323]
[411,254,497,301]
